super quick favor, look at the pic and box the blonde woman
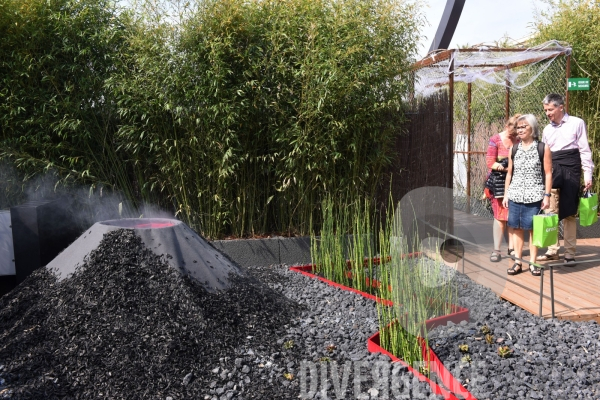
[502,114,552,276]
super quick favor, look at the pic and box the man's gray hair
[543,93,565,107]
[517,114,540,140]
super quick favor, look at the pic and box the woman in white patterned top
[502,114,552,276]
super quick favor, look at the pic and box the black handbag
[485,158,508,198]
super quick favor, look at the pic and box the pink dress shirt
[542,113,594,181]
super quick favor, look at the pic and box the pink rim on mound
[289,257,475,400]
[99,218,179,229]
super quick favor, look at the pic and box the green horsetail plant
[311,195,352,286]
[376,200,459,367]
[378,234,430,368]
[347,198,375,294]
[311,193,459,367]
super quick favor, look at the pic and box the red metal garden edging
[288,252,421,306]
[367,329,477,400]
[289,256,475,400]
[289,264,394,305]
[289,263,469,327]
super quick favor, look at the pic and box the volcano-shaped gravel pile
[0,229,443,400]
[0,230,301,399]
[5,226,599,399]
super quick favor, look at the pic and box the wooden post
[449,51,455,188]
[409,71,415,103]
[448,51,456,235]
[505,72,510,121]
[466,82,471,214]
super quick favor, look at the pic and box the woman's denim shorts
[507,200,542,230]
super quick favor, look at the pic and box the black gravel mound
[46,218,242,292]
[0,230,300,399]
[4,229,599,399]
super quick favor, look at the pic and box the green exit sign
[568,78,590,91]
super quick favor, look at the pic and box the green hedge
[0,0,133,198]
[1,0,422,237]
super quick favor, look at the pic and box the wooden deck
[452,210,600,322]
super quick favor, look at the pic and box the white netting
[412,40,571,220]
[415,40,571,97]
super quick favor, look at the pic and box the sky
[418,0,552,58]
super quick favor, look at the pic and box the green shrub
[1,0,422,238]
[534,0,600,192]
[0,0,133,200]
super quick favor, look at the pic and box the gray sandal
[490,251,501,262]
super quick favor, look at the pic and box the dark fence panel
[378,91,453,249]
[386,91,452,200]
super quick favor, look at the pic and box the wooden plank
[461,254,596,318]
[538,261,600,299]
[453,210,600,321]
[472,259,600,319]
[499,278,593,318]
[500,289,567,319]
[466,273,569,318]
[412,50,453,69]
[522,270,600,310]
[501,284,600,320]
[547,273,600,301]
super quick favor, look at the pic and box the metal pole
[428,0,466,53]
[539,267,544,317]
[550,266,555,319]
[566,54,571,113]
[466,81,471,214]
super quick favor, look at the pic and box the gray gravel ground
[248,263,600,400]
[429,269,600,400]
[3,231,599,400]
[242,264,444,400]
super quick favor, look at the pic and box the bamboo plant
[0,0,421,238]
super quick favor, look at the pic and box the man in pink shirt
[536,93,594,264]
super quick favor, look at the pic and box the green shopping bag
[579,191,598,227]
[532,213,559,248]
